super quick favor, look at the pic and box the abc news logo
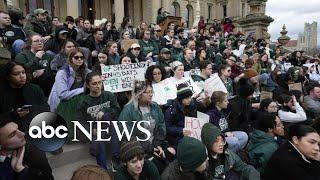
[28,112,151,152]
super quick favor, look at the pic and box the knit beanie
[170,61,183,72]
[120,140,145,163]
[177,83,193,102]
[243,68,258,79]
[177,137,208,172]
[201,123,224,156]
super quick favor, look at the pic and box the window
[223,5,227,17]
[185,5,193,28]
[242,3,245,17]
[26,0,54,16]
[170,2,180,16]
[208,5,212,19]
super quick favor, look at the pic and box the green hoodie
[201,123,260,180]
[247,128,279,174]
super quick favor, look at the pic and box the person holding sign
[201,123,260,180]
[165,83,197,149]
[204,91,248,153]
[118,81,175,173]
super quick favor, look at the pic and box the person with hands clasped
[15,34,54,96]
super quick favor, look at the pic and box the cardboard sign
[288,83,302,92]
[284,63,292,72]
[121,39,139,53]
[184,69,201,78]
[185,115,209,141]
[101,63,146,92]
[203,73,228,97]
[260,91,273,102]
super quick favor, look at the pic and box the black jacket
[0,25,26,47]
[264,141,320,180]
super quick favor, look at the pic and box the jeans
[225,131,248,153]
[11,39,26,57]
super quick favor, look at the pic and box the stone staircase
[47,142,114,180]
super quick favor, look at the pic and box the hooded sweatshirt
[247,128,279,174]
[201,123,260,180]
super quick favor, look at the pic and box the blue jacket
[205,106,231,133]
[48,64,91,112]
[164,99,197,148]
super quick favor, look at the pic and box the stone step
[47,142,92,169]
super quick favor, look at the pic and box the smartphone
[20,105,32,110]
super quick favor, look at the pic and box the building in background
[297,22,318,52]
[5,0,273,39]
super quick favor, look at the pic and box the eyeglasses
[214,137,227,145]
[73,55,84,60]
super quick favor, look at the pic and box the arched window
[26,0,54,16]
[185,5,193,28]
[170,2,180,16]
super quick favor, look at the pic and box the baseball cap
[34,8,47,15]
[131,43,141,49]
[160,48,170,54]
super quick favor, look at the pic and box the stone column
[114,0,124,28]
[162,0,170,12]
[67,0,80,19]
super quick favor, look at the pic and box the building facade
[6,0,273,39]
[297,22,318,52]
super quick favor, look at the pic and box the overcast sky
[265,0,320,45]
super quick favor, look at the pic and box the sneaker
[111,155,121,172]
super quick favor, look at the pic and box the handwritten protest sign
[152,77,202,104]
[203,73,228,97]
[152,79,177,105]
[288,83,302,92]
[260,91,273,102]
[185,115,209,140]
[184,69,201,78]
[284,63,292,72]
[101,63,146,93]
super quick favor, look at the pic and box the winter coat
[263,141,320,180]
[278,103,307,123]
[164,99,197,148]
[205,106,232,133]
[228,96,253,132]
[47,64,91,112]
[201,123,260,180]
[247,128,279,174]
[24,17,53,37]
[0,25,26,47]
[180,58,196,71]
[117,101,166,139]
[161,160,210,180]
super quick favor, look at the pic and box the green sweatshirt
[15,50,54,72]
[76,91,121,124]
[139,39,159,57]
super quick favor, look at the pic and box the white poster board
[101,63,146,92]
[203,73,228,97]
[185,113,209,141]
[152,77,202,105]
[184,69,201,78]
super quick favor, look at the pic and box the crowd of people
[0,6,320,180]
